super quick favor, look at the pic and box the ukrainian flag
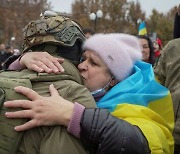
[138,21,147,35]
[97,61,174,153]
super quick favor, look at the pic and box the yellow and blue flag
[138,21,147,35]
[97,61,174,153]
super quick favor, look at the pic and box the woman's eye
[143,45,149,49]
[90,60,96,66]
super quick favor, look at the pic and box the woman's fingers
[32,61,54,73]
[4,100,32,109]
[39,52,64,73]
[20,51,64,73]
[49,84,60,97]
[14,119,39,131]
[30,63,45,73]
[14,86,40,101]
[56,58,64,64]
[5,109,33,118]
[51,58,64,73]
[41,58,63,73]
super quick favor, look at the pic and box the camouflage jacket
[154,38,180,145]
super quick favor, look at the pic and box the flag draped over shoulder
[138,21,147,35]
[97,60,174,153]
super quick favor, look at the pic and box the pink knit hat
[83,33,142,81]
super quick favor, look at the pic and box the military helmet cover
[22,11,85,52]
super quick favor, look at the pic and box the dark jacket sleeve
[2,54,20,70]
[173,13,180,39]
[80,108,150,154]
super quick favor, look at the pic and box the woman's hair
[137,35,155,65]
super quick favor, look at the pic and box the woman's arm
[4,85,150,154]
[80,108,150,154]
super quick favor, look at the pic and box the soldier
[154,38,180,154]
[0,13,96,153]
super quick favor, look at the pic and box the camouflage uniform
[154,38,180,153]
[0,12,96,154]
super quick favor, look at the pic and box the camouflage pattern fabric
[154,38,180,147]
[22,15,85,53]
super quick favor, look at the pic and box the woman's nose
[78,60,88,71]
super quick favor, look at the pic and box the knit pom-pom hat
[83,33,142,81]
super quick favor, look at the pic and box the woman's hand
[4,84,74,131]
[20,52,64,73]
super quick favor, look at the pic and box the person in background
[136,35,155,66]
[4,45,14,58]
[0,43,7,68]
[153,38,163,65]
[173,4,180,39]
[5,33,174,153]
[0,45,14,69]
[83,28,95,39]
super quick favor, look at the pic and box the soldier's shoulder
[165,38,180,49]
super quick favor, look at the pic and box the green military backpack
[0,71,32,154]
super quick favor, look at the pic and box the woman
[5,33,174,153]
[137,35,155,65]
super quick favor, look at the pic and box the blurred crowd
[0,43,20,69]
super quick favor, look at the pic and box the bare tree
[127,1,145,35]
[0,0,51,48]
[72,0,131,33]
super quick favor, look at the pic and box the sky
[48,0,179,17]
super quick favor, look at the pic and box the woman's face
[139,38,150,62]
[78,50,112,92]
[153,41,160,52]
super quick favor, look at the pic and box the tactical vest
[0,59,95,154]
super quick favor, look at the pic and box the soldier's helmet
[22,11,86,53]
[23,11,85,52]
